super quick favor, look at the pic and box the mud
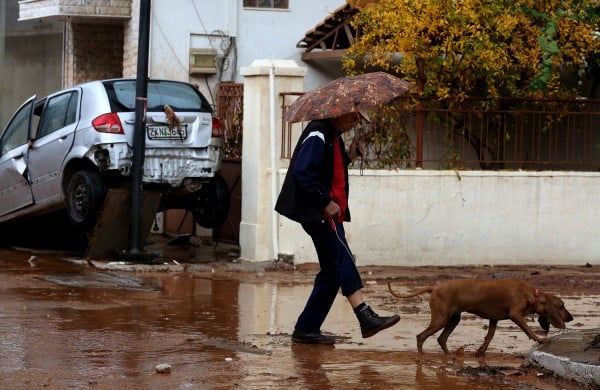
[0,236,598,389]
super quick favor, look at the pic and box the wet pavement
[0,234,599,389]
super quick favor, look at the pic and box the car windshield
[103,80,212,113]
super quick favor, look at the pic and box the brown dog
[388,278,573,356]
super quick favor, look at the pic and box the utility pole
[128,0,151,255]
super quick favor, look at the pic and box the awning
[296,3,359,62]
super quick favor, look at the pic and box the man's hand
[324,200,341,219]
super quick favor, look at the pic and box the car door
[0,96,36,217]
[27,90,79,205]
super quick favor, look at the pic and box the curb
[526,328,600,388]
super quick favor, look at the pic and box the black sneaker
[356,306,400,338]
[292,329,335,345]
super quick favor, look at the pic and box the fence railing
[280,93,600,171]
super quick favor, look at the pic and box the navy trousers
[294,219,364,333]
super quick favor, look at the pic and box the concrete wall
[277,170,600,266]
[1,0,62,127]
[239,59,306,261]
[3,0,345,122]
[236,1,344,90]
[126,0,344,107]
[2,1,124,126]
[241,60,600,266]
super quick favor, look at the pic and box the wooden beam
[301,49,347,61]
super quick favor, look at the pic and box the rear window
[103,80,212,113]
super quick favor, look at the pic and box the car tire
[191,174,231,229]
[65,170,106,229]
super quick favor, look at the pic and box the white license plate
[147,125,188,140]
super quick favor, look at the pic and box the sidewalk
[527,328,600,388]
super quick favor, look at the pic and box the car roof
[38,78,212,113]
[73,78,194,88]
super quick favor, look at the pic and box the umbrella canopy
[285,71,414,123]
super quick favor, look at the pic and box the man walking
[275,110,400,344]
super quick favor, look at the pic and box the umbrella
[285,71,414,123]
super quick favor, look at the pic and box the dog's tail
[387,283,434,298]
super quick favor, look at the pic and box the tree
[345,0,600,100]
[343,0,600,168]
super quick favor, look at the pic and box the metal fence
[280,93,600,171]
[217,82,244,161]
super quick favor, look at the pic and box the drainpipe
[269,58,279,261]
[416,57,424,168]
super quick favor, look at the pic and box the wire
[151,8,188,73]
[191,0,212,41]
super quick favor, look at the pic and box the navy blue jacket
[275,119,351,225]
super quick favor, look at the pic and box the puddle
[0,248,595,389]
[38,272,162,291]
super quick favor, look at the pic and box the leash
[327,217,356,264]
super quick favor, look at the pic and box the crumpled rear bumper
[91,138,222,187]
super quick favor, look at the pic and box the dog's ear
[538,316,550,333]
[540,293,572,329]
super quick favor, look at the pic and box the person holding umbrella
[275,108,400,344]
[275,72,412,344]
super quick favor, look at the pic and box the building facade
[1,0,346,126]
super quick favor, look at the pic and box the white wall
[236,0,344,90]
[240,61,600,267]
[145,0,345,105]
[276,169,600,266]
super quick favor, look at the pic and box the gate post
[239,59,306,261]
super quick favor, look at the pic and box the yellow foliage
[344,0,600,100]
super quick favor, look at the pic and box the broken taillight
[212,116,224,137]
[92,113,124,134]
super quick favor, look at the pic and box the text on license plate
[147,125,188,140]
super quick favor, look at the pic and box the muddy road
[0,238,598,389]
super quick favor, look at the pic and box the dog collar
[534,288,540,311]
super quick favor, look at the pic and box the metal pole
[129,0,151,253]
[416,57,424,168]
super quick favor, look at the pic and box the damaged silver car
[0,79,230,230]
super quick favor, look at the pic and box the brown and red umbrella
[284,71,414,123]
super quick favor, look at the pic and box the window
[104,80,212,113]
[37,92,79,138]
[243,0,288,9]
[0,99,35,155]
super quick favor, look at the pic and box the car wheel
[191,174,230,228]
[65,170,106,229]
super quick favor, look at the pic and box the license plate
[147,125,188,140]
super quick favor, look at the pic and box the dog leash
[327,217,356,264]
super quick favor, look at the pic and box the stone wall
[64,21,124,86]
[122,0,138,78]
